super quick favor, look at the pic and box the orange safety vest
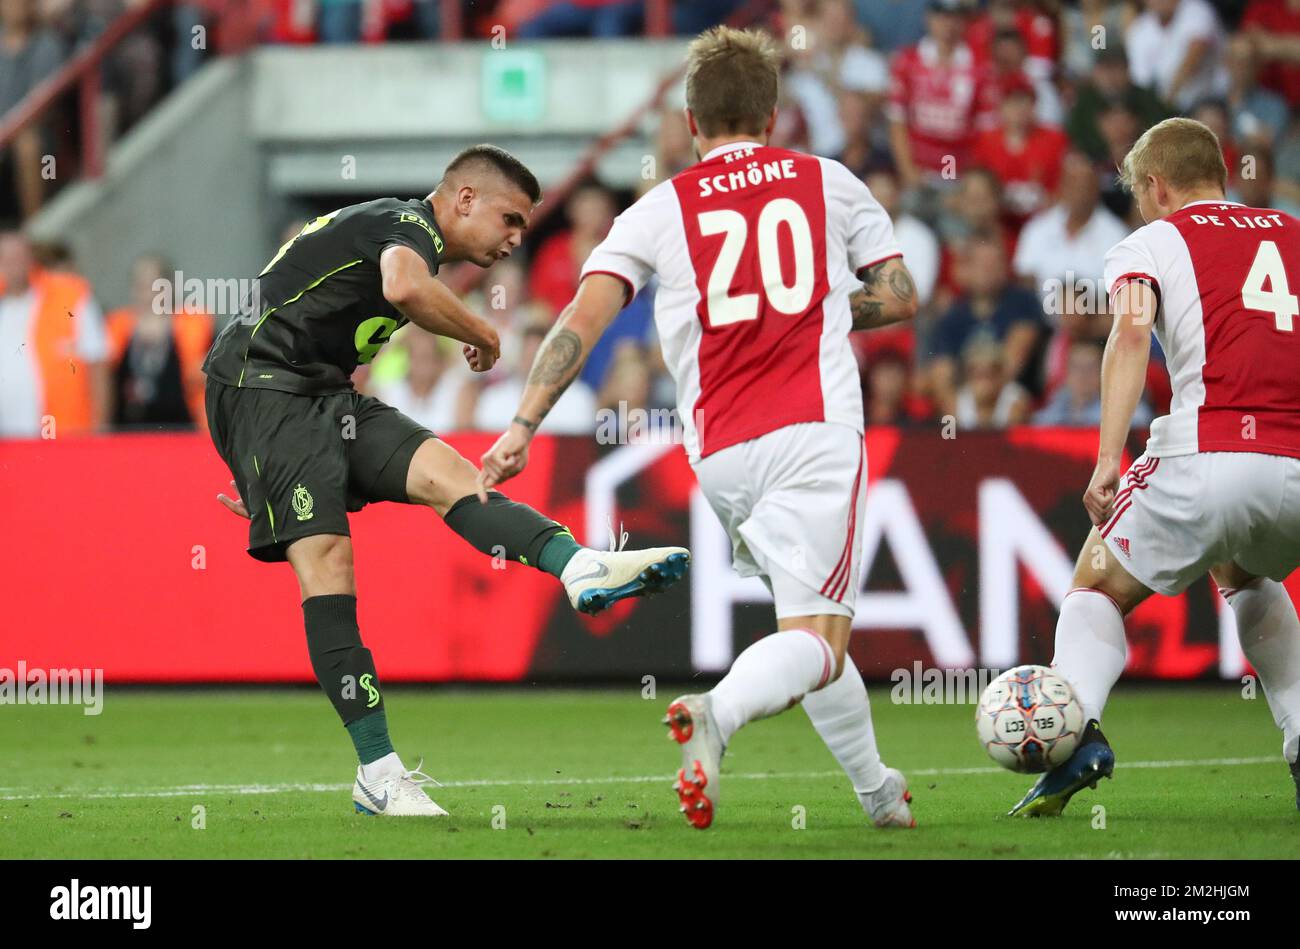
[21,268,99,435]
[106,306,213,430]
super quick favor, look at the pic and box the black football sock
[302,594,394,765]
[443,491,582,577]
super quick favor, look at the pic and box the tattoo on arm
[851,258,916,330]
[525,327,585,422]
[851,294,885,330]
[887,265,915,304]
[512,415,538,432]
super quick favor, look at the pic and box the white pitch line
[0,756,1278,803]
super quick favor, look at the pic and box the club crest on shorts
[292,484,314,521]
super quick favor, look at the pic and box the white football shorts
[1099,450,1300,595]
[692,421,867,618]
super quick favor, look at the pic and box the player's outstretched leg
[288,535,448,817]
[1011,530,1148,817]
[406,438,689,614]
[1215,563,1300,811]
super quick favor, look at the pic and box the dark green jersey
[202,197,445,394]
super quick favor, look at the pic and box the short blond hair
[1119,117,1228,194]
[685,26,780,139]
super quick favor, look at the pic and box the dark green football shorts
[205,378,434,562]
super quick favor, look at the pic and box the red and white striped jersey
[580,141,899,462]
[1104,200,1300,459]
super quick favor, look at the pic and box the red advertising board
[1,429,1289,682]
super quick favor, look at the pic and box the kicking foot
[562,546,690,615]
[1009,720,1114,818]
[664,694,724,829]
[352,756,448,817]
[859,768,916,828]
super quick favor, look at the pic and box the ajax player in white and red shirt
[1013,118,1300,817]
[478,27,921,830]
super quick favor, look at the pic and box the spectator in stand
[1231,143,1277,209]
[528,180,616,317]
[472,320,596,434]
[854,0,928,54]
[865,169,940,310]
[785,0,889,159]
[966,0,1059,82]
[928,236,1044,415]
[1191,98,1239,181]
[1126,0,1229,111]
[834,88,891,179]
[373,326,470,433]
[1013,150,1130,300]
[105,254,212,430]
[953,338,1032,429]
[0,0,64,221]
[972,74,1069,229]
[648,106,695,190]
[986,24,1064,128]
[887,0,997,191]
[1095,98,1145,222]
[597,337,653,419]
[1013,150,1130,393]
[864,344,931,426]
[1034,339,1153,427]
[1061,0,1135,81]
[0,229,107,437]
[931,168,1016,315]
[516,0,642,39]
[1066,46,1170,165]
[1241,0,1300,109]
[1225,33,1291,148]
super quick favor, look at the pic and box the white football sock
[1051,588,1128,724]
[709,628,835,744]
[801,658,886,794]
[360,751,403,783]
[1223,578,1300,764]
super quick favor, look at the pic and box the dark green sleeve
[357,206,442,274]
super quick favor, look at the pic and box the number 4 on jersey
[1242,240,1300,332]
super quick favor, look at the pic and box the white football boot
[561,545,690,615]
[664,693,725,829]
[858,767,916,828]
[352,756,448,817]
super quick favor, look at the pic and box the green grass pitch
[2,685,1296,859]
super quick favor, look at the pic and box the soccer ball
[976,665,1084,773]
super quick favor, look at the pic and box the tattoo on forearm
[528,328,582,386]
[861,259,887,293]
[526,327,585,421]
[851,259,915,330]
[888,266,915,303]
[850,293,885,330]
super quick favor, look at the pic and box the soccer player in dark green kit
[202,145,689,816]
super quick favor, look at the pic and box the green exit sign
[482,50,547,124]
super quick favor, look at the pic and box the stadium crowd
[1,0,1298,440]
